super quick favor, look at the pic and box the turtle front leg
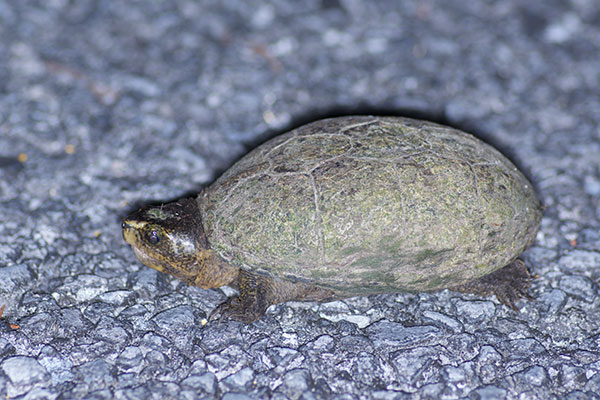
[210,270,336,323]
[210,270,271,323]
[451,259,534,310]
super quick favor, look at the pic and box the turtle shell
[199,116,541,295]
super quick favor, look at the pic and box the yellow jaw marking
[124,220,147,229]
[130,242,167,273]
[122,227,140,246]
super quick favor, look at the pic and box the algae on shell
[200,116,542,295]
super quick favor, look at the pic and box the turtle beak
[121,219,134,244]
[121,217,144,245]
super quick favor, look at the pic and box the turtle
[122,116,542,323]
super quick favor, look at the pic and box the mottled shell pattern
[199,117,541,295]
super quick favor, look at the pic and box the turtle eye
[147,230,160,245]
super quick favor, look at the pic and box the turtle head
[122,198,210,283]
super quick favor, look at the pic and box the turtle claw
[453,259,535,311]
[209,297,242,323]
[209,296,266,324]
[208,299,231,324]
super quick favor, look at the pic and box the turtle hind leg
[210,270,336,324]
[452,259,535,311]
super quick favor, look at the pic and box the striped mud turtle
[122,116,542,323]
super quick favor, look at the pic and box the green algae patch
[415,248,450,263]
[378,235,405,254]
